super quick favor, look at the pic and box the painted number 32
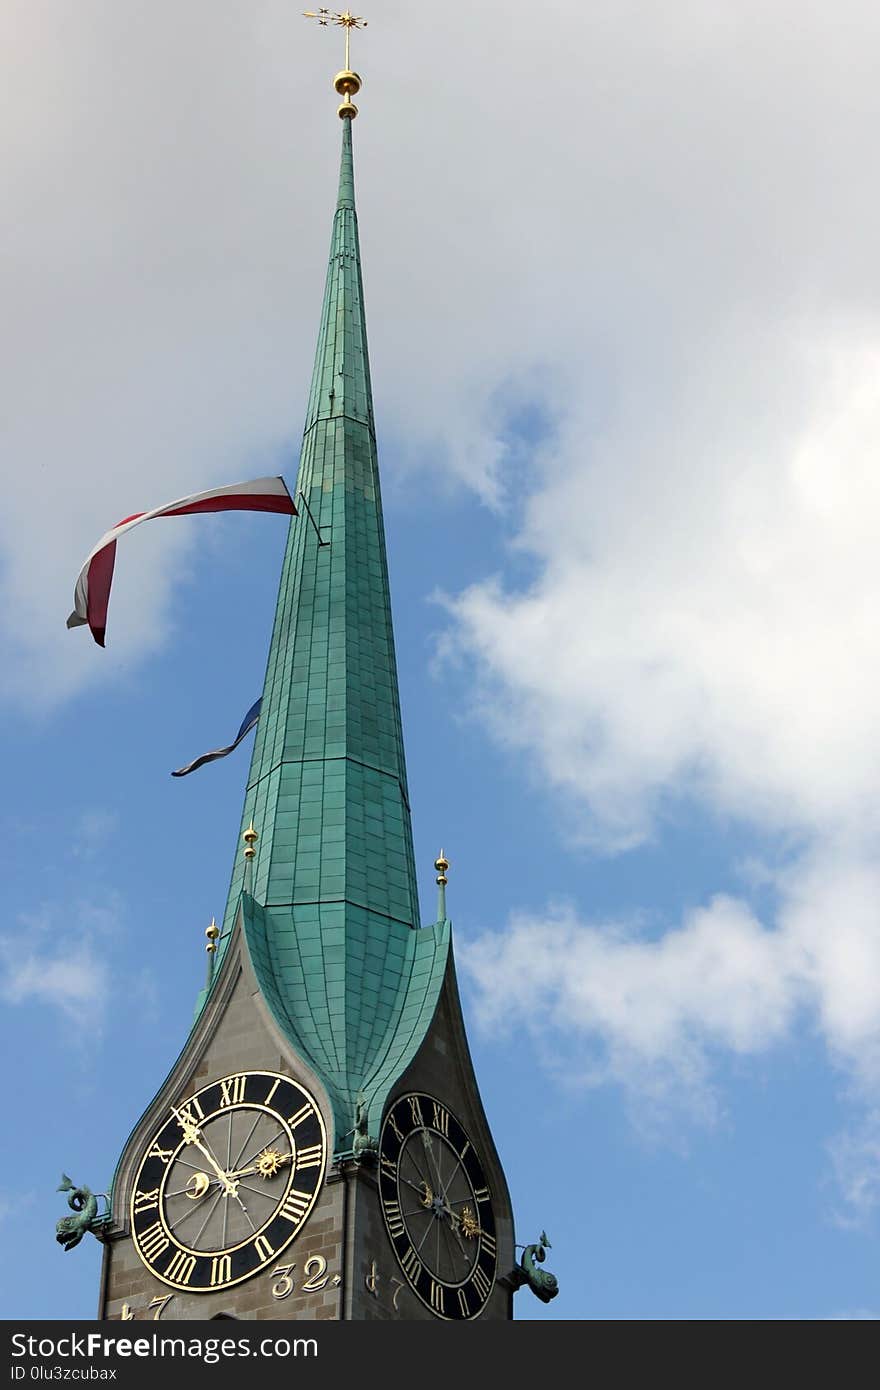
[271,1254,329,1299]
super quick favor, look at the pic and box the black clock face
[378,1092,497,1320]
[131,1071,327,1292]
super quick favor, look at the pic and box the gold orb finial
[243,821,258,859]
[304,10,368,118]
[205,917,219,954]
[334,69,361,96]
[435,849,449,886]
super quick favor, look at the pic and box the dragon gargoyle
[55,1174,106,1251]
[351,1096,378,1166]
[510,1231,560,1304]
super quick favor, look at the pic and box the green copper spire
[212,115,449,1151]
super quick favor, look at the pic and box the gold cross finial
[304,9,369,117]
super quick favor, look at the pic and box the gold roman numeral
[471,1264,492,1301]
[382,1199,405,1239]
[174,1096,205,1138]
[148,1144,174,1164]
[432,1102,450,1137]
[279,1188,312,1223]
[138,1221,169,1264]
[457,1287,470,1317]
[288,1102,313,1130]
[481,1231,496,1258]
[219,1074,247,1107]
[210,1254,231,1287]
[400,1246,422,1283]
[164,1250,196,1285]
[474,1185,491,1204]
[133,1188,159,1214]
[429,1280,445,1313]
[388,1112,404,1142]
[296,1144,323,1170]
[408,1095,424,1127]
[380,1154,396,1176]
[253,1234,275,1262]
[264,1077,281,1106]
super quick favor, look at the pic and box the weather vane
[303,11,368,105]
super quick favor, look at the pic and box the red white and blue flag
[67,477,296,646]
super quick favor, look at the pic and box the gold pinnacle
[243,820,259,860]
[205,916,219,954]
[303,9,368,118]
[435,849,449,887]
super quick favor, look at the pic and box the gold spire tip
[434,849,449,885]
[205,916,219,953]
[303,9,368,118]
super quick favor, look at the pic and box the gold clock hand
[192,1138,236,1193]
[228,1152,293,1180]
[170,1105,247,1208]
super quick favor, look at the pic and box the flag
[67,477,296,646]
[171,698,262,778]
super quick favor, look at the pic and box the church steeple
[213,105,449,1151]
[97,32,522,1322]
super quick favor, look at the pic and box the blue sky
[3,1,880,1320]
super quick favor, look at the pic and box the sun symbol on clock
[255,1147,286,1178]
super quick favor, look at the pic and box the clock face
[130,1070,327,1292]
[378,1092,497,1320]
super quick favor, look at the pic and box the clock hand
[170,1106,250,1215]
[439,1207,471,1267]
[395,1170,434,1202]
[170,1106,227,1181]
[418,1130,445,1198]
[227,1151,294,1180]
[410,1134,474,1255]
[440,1203,471,1257]
[192,1137,237,1193]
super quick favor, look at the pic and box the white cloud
[448,335,880,849]
[450,318,880,1208]
[464,846,880,1071]
[449,329,880,1163]
[0,902,113,1031]
[460,838,880,1196]
[6,2,880,707]
[461,894,791,1130]
[0,943,107,1026]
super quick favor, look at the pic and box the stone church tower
[96,49,533,1323]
